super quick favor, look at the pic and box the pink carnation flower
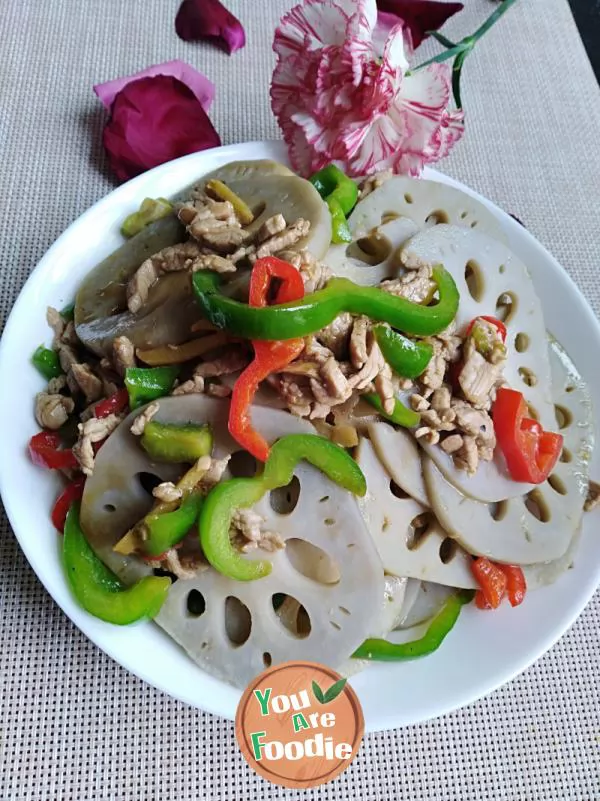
[271,0,464,177]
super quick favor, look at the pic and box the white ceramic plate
[0,141,598,732]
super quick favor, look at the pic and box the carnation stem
[409,0,519,109]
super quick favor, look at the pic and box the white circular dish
[0,141,598,732]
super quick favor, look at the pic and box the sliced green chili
[121,197,173,238]
[353,590,474,661]
[32,346,62,380]
[373,325,433,378]
[140,421,213,463]
[199,434,366,582]
[193,265,459,341]
[144,493,204,557]
[362,393,420,428]
[124,366,180,410]
[63,504,170,625]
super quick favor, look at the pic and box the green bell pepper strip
[124,366,180,410]
[362,393,420,428]
[373,325,433,379]
[121,197,173,238]
[60,303,75,321]
[309,165,358,244]
[140,421,213,463]
[199,434,366,582]
[352,590,474,661]
[32,345,62,380]
[144,493,204,557]
[193,265,459,341]
[63,504,171,624]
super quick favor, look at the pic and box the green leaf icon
[323,678,347,704]
[312,680,325,704]
[312,677,347,705]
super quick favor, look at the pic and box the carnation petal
[376,0,463,48]
[175,0,245,54]
[94,60,215,111]
[102,75,221,183]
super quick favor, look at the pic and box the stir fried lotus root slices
[355,436,477,590]
[80,396,383,687]
[399,224,556,502]
[325,178,506,286]
[423,340,593,566]
[74,160,331,356]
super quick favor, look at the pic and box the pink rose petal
[376,0,463,49]
[102,75,221,183]
[175,0,245,54]
[94,60,215,112]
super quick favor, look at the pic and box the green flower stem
[409,0,519,108]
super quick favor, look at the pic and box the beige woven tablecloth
[1,1,599,798]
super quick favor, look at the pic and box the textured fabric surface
[1,1,599,799]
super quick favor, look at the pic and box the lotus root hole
[103,503,116,513]
[224,596,252,646]
[560,447,572,463]
[286,539,341,585]
[524,490,551,523]
[404,193,413,204]
[460,211,468,220]
[518,367,538,387]
[425,209,450,226]
[136,472,163,496]
[186,589,206,618]
[263,651,272,667]
[495,291,517,324]
[439,537,458,564]
[269,475,300,514]
[273,595,311,638]
[389,479,410,500]
[554,404,573,430]
[499,264,506,274]
[350,233,393,266]
[515,332,529,352]
[465,260,484,301]
[565,385,575,394]
[488,499,509,522]
[547,474,568,495]
[228,450,258,478]
[407,512,433,550]
[380,211,400,225]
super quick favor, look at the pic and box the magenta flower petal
[102,75,221,183]
[377,0,463,48]
[175,0,246,54]
[94,60,215,112]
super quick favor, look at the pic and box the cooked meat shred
[72,413,121,476]
[232,508,285,553]
[113,336,136,375]
[35,392,75,430]
[359,170,393,199]
[252,218,310,260]
[69,362,103,403]
[257,214,286,242]
[130,401,160,436]
[380,265,436,303]
[171,375,205,396]
[459,319,506,409]
[152,482,183,503]
[127,241,204,314]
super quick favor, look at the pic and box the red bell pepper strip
[229,257,305,461]
[493,387,563,483]
[52,476,86,533]
[28,432,78,470]
[94,388,129,419]
[471,557,507,609]
[499,564,527,607]
[465,315,507,343]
